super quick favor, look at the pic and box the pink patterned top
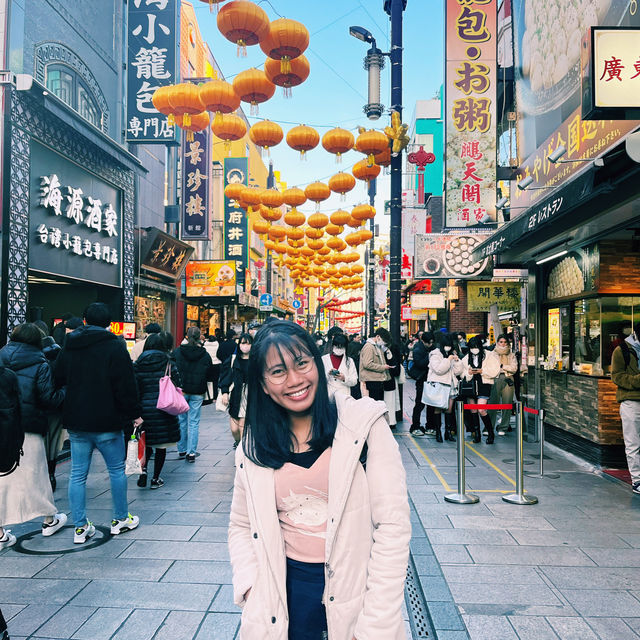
[274,447,332,563]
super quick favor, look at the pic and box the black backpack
[0,366,24,476]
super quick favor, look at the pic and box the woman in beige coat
[493,334,519,434]
[228,320,410,640]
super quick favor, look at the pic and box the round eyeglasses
[264,356,315,385]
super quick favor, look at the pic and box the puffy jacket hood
[626,334,640,360]
[178,344,206,362]
[0,341,45,371]
[135,350,170,371]
[64,325,117,350]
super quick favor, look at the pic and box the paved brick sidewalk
[0,405,415,640]
[401,380,640,640]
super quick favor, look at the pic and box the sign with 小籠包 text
[127,0,177,143]
[181,130,210,241]
[445,0,497,228]
[467,281,521,312]
[223,158,249,289]
[29,142,122,288]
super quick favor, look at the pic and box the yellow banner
[467,281,521,312]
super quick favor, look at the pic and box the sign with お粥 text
[445,0,497,228]
[29,142,122,288]
[127,0,178,143]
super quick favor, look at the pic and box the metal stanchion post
[503,402,538,505]
[526,408,559,479]
[445,401,479,505]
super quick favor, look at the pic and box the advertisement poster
[467,281,521,312]
[224,158,249,289]
[127,0,177,143]
[181,127,210,241]
[545,244,599,300]
[445,0,497,228]
[185,260,237,297]
[511,0,639,211]
[414,234,492,279]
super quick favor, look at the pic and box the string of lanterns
[159,0,411,298]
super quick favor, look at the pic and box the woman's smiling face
[261,342,319,416]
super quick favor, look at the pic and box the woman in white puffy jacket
[321,333,358,399]
[461,336,501,444]
[425,333,464,442]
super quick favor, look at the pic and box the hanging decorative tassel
[336,152,342,164]
[280,56,292,74]
[183,113,192,127]
[167,113,175,126]
[250,101,259,116]
[224,140,231,155]
[367,153,375,166]
[187,131,194,142]
[237,40,247,57]
[283,86,292,99]
[213,111,223,127]
[300,150,307,161]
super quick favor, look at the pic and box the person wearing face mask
[461,336,501,444]
[426,333,464,442]
[220,333,253,447]
[359,329,393,402]
[455,331,468,357]
[409,331,436,437]
[493,335,518,435]
[321,333,358,399]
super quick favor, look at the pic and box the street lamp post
[385,0,406,346]
[368,178,376,336]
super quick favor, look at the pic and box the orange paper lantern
[305,227,324,239]
[374,145,392,167]
[249,120,283,153]
[225,183,245,202]
[175,111,210,141]
[211,113,247,153]
[330,209,350,226]
[325,223,343,236]
[217,1,270,55]
[351,204,376,221]
[352,159,381,183]
[260,18,309,74]
[261,188,284,208]
[286,227,305,241]
[167,83,205,127]
[322,127,355,162]
[233,68,275,115]
[328,172,356,200]
[355,129,389,164]
[264,55,310,98]
[358,229,373,242]
[151,85,176,125]
[304,182,331,207]
[284,208,306,227]
[282,187,307,207]
[253,219,270,235]
[260,206,282,222]
[307,212,329,229]
[241,186,263,207]
[286,125,319,159]
[268,226,286,240]
[199,80,240,126]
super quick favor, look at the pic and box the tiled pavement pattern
[2,381,640,639]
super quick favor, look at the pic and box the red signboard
[110,322,136,340]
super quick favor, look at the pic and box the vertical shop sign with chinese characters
[445,0,497,228]
[223,158,249,289]
[127,0,178,143]
[181,130,210,240]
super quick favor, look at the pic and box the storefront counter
[540,369,625,467]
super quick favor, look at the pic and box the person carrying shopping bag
[228,319,410,640]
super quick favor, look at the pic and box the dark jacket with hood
[411,340,431,381]
[172,343,212,395]
[0,341,64,435]
[133,350,182,446]
[55,325,140,432]
[217,339,237,366]
[219,354,249,419]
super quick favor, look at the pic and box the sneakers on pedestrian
[178,451,186,459]
[74,521,96,544]
[111,514,139,535]
[42,512,67,537]
[0,530,16,550]
[186,454,196,463]
[633,482,640,495]
[409,426,426,437]
[150,478,164,489]
[137,473,147,487]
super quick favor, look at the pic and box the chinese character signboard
[414,233,492,279]
[411,294,446,309]
[512,0,639,211]
[127,0,178,143]
[445,0,497,228]
[583,27,640,119]
[402,206,427,279]
[185,260,237,297]
[29,142,122,287]
[181,130,210,240]
[139,227,193,279]
[224,158,249,289]
[467,281,521,312]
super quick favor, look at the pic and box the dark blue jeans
[286,558,328,640]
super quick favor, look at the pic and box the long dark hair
[467,335,485,366]
[434,332,454,357]
[243,320,338,469]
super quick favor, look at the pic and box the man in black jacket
[410,331,435,436]
[55,303,142,544]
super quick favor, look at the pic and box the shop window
[574,298,601,374]
[46,64,102,129]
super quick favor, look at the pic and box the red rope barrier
[523,407,539,415]
[463,403,514,411]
